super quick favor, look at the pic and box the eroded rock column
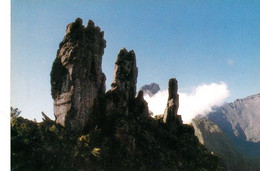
[163,78,183,127]
[50,18,106,132]
[105,48,138,116]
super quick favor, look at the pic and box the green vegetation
[192,117,260,171]
[11,108,223,170]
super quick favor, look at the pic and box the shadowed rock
[105,48,138,117]
[50,18,106,132]
[163,78,183,127]
[112,48,138,101]
[134,91,149,118]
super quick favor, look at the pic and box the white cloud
[144,82,230,124]
[144,90,168,116]
[179,82,229,123]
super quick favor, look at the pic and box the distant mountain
[208,94,260,158]
[192,117,258,170]
[193,94,260,170]
[212,94,260,142]
[140,83,160,96]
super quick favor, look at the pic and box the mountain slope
[193,94,260,170]
[212,94,260,142]
[192,117,256,170]
[207,94,260,159]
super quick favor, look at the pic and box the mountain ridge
[193,93,260,170]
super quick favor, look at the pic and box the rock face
[212,94,260,142]
[50,18,106,131]
[206,94,260,158]
[111,48,138,103]
[50,18,180,132]
[192,94,260,170]
[105,48,148,118]
[163,78,183,127]
[134,90,149,118]
[141,83,160,96]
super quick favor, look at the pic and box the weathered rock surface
[50,18,184,132]
[105,48,139,117]
[50,18,106,131]
[112,48,138,102]
[163,78,183,127]
[141,83,160,96]
[134,90,149,118]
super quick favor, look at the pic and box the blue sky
[11,0,260,120]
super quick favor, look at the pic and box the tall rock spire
[105,48,138,116]
[50,18,106,132]
[112,48,138,101]
[163,78,183,127]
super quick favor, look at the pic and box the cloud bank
[144,82,230,124]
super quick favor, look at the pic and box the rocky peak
[168,78,178,100]
[51,18,181,132]
[141,83,160,96]
[105,48,139,117]
[112,48,138,101]
[163,78,183,127]
[50,18,106,132]
[64,18,84,39]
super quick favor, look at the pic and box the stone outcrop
[112,48,138,102]
[105,48,139,117]
[50,18,180,132]
[163,78,183,127]
[50,18,106,132]
[134,91,149,118]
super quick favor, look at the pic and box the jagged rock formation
[12,18,223,170]
[50,19,185,132]
[50,18,106,132]
[112,48,138,101]
[105,48,139,117]
[104,48,149,142]
[163,78,183,127]
[141,83,160,96]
